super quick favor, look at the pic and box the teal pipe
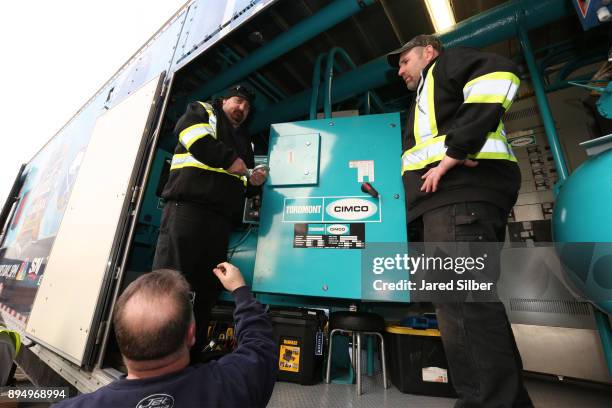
[250,57,389,132]
[217,51,279,102]
[310,53,328,119]
[222,46,288,101]
[545,72,596,93]
[510,39,575,77]
[311,48,385,118]
[594,310,612,381]
[363,92,371,115]
[324,47,357,118]
[517,22,569,184]
[539,47,576,75]
[536,37,578,57]
[441,0,571,48]
[250,0,572,133]
[323,47,386,117]
[362,92,387,114]
[369,91,386,113]
[192,0,375,101]
[557,53,607,81]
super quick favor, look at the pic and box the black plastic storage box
[385,325,457,398]
[269,308,327,385]
[201,305,236,363]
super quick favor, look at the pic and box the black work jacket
[161,100,257,219]
[402,47,522,223]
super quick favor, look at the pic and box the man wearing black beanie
[153,84,267,361]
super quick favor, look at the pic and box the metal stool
[325,311,388,395]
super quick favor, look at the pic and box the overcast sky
[0,0,186,208]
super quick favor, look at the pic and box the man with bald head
[54,263,277,408]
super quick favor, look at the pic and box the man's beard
[231,110,244,124]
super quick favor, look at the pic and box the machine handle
[361,182,379,198]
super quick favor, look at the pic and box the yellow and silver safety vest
[401,62,519,173]
[170,101,247,186]
[0,327,21,356]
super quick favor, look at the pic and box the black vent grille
[509,299,591,315]
[504,106,540,122]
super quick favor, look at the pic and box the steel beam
[250,0,573,133]
[192,0,375,100]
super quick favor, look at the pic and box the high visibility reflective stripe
[170,153,247,186]
[426,64,438,138]
[471,137,516,160]
[198,101,217,130]
[402,137,447,171]
[464,72,520,89]
[179,123,216,149]
[413,62,438,144]
[0,328,21,355]
[178,101,218,149]
[401,126,516,172]
[470,151,517,160]
[403,70,519,173]
[465,94,507,104]
[463,72,520,110]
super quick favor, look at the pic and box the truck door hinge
[131,186,141,204]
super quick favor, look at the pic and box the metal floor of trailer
[268,373,612,408]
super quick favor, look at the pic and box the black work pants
[410,202,533,408]
[152,201,231,357]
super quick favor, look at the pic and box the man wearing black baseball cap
[388,35,532,407]
[153,83,267,362]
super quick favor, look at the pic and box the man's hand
[249,168,267,186]
[227,158,248,176]
[420,155,478,193]
[213,262,246,292]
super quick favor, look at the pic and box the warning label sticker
[279,342,301,372]
[422,366,449,383]
[293,223,365,249]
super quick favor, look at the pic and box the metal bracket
[114,266,122,280]
[95,321,107,345]
[567,80,608,93]
[130,186,141,204]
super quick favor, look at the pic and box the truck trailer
[1,0,612,406]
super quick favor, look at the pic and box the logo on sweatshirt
[136,394,175,408]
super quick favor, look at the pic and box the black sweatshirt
[54,287,278,408]
[403,47,521,223]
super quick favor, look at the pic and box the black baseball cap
[225,84,256,105]
[386,34,444,67]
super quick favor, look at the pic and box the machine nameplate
[283,196,381,223]
[293,223,365,249]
